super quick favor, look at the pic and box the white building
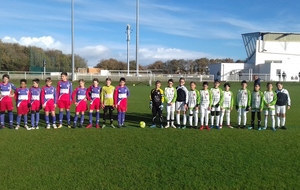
[209,32,300,81]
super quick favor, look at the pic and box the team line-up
[0,73,291,131]
[0,73,129,130]
[149,77,291,131]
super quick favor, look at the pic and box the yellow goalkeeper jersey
[101,85,115,106]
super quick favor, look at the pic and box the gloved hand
[159,104,164,111]
[39,104,43,111]
[27,103,31,108]
[215,103,220,108]
[236,105,239,110]
[149,101,153,109]
[245,106,250,111]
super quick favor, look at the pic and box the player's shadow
[124,112,153,127]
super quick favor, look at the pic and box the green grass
[0,80,299,189]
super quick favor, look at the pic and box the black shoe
[72,123,77,129]
[78,125,83,128]
[9,126,14,129]
[117,125,121,128]
[237,125,241,129]
[275,126,279,129]
[281,126,287,130]
[242,125,246,129]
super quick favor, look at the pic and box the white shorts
[264,109,275,116]
[200,105,210,114]
[211,106,220,112]
[166,103,175,112]
[189,108,199,115]
[276,105,286,114]
[176,101,186,111]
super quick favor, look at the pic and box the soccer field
[0,79,299,189]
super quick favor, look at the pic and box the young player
[149,80,164,128]
[219,82,234,129]
[86,78,101,129]
[187,81,200,129]
[57,72,72,128]
[114,77,130,128]
[263,82,277,131]
[210,79,224,129]
[29,78,42,129]
[14,79,31,130]
[72,79,87,128]
[248,84,264,130]
[0,74,16,129]
[175,78,188,129]
[101,78,115,128]
[199,81,212,130]
[275,82,291,130]
[164,79,177,128]
[236,80,251,129]
[41,77,57,129]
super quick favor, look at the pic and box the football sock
[45,115,49,124]
[24,114,28,125]
[0,113,4,125]
[189,114,193,126]
[122,112,125,125]
[271,116,275,128]
[59,111,63,124]
[89,112,93,124]
[226,112,231,126]
[80,114,84,125]
[36,112,40,126]
[74,114,78,124]
[194,110,199,126]
[243,111,247,125]
[183,114,187,125]
[118,112,121,125]
[277,116,280,127]
[52,115,56,124]
[176,113,180,125]
[96,112,100,124]
[220,111,224,126]
[264,116,268,127]
[281,117,286,126]
[17,115,21,125]
[8,111,13,125]
[31,112,35,127]
[216,116,220,126]
[205,112,209,126]
[66,111,71,124]
[211,116,214,125]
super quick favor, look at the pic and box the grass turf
[0,80,299,189]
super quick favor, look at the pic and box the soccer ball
[139,121,146,128]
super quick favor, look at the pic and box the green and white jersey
[164,86,177,104]
[236,88,251,108]
[187,89,200,109]
[210,87,223,106]
[200,89,212,107]
[263,90,277,110]
[251,90,264,110]
[221,90,234,109]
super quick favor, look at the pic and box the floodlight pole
[136,0,139,77]
[126,24,131,76]
[71,0,75,81]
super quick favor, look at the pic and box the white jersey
[236,89,251,107]
[200,90,211,107]
[188,89,200,108]
[164,86,177,104]
[263,91,276,110]
[210,87,222,106]
[222,91,233,109]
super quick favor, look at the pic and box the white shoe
[36,126,39,129]
[171,124,176,128]
[53,124,57,129]
[31,126,35,130]
[15,125,20,130]
[25,125,31,130]
[46,124,51,129]
[165,125,170,128]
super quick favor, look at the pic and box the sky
[1,0,300,67]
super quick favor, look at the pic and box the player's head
[168,79,173,87]
[214,79,220,88]
[106,77,111,86]
[2,74,9,83]
[276,82,283,90]
[20,79,27,88]
[241,80,247,89]
[254,83,260,92]
[119,77,126,86]
[155,80,161,89]
[78,79,85,87]
[190,81,196,90]
[45,77,52,86]
[32,78,40,88]
[61,72,68,81]
[93,78,99,86]
[179,77,185,86]
[224,82,230,91]
[203,81,208,90]
[267,82,273,91]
